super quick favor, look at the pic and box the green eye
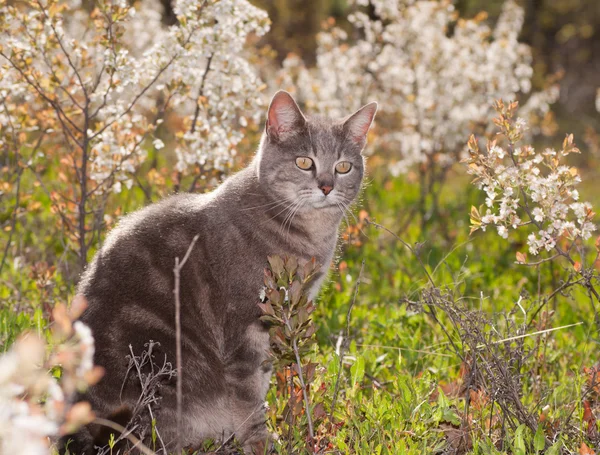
[295,157,314,170]
[335,161,352,174]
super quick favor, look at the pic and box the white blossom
[278,0,556,173]
[0,299,102,455]
[466,108,596,256]
[0,0,270,192]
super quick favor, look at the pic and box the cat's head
[257,90,377,213]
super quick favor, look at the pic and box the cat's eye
[335,161,352,174]
[295,157,314,170]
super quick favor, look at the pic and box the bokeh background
[1,0,600,453]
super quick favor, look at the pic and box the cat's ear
[266,90,307,142]
[343,102,378,147]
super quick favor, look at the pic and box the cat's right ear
[266,90,307,142]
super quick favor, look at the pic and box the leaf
[579,442,595,455]
[469,206,482,235]
[533,425,545,453]
[467,134,479,154]
[303,324,316,338]
[84,366,105,386]
[350,355,365,388]
[583,400,596,430]
[60,402,96,435]
[304,361,317,382]
[574,261,582,273]
[267,289,280,306]
[289,280,302,306]
[284,255,298,278]
[513,424,526,455]
[263,270,276,290]
[257,302,275,316]
[516,252,527,264]
[69,294,88,319]
[546,442,562,455]
[441,408,461,426]
[267,255,284,277]
[595,236,600,251]
[52,303,73,338]
[312,402,327,420]
[563,133,573,149]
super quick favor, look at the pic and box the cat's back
[78,191,218,305]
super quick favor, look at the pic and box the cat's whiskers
[335,202,352,231]
[240,196,295,212]
[338,197,370,239]
[283,199,306,241]
[337,196,360,226]
[279,198,303,237]
[261,199,299,226]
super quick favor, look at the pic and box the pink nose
[320,185,333,195]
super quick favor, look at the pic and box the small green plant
[107,433,116,455]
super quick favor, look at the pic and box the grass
[1,158,599,454]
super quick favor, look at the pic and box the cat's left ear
[266,90,307,142]
[342,102,378,148]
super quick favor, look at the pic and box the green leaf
[513,424,526,455]
[545,441,562,455]
[351,355,365,388]
[441,408,461,426]
[533,425,545,453]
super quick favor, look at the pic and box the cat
[62,91,377,454]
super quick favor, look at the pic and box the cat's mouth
[307,192,342,209]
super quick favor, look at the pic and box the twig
[190,53,214,135]
[181,52,213,193]
[147,405,167,455]
[93,418,156,455]
[173,234,200,454]
[355,343,453,358]
[527,276,583,328]
[291,336,314,444]
[475,322,583,349]
[329,258,365,421]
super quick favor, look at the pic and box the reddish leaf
[579,442,595,455]
[312,402,327,420]
[583,400,597,433]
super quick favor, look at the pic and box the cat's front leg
[222,320,273,452]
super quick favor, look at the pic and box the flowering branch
[0,0,269,269]
[465,100,600,314]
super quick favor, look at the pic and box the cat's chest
[218,222,337,294]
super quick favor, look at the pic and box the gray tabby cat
[65,91,377,454]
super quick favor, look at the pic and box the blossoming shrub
[0,0,269,266]
[279,0,558,176]
[466,99,599,311]
[466,100,597,256]
[0,297,102,455]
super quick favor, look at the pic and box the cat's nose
[319,185,333,196]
